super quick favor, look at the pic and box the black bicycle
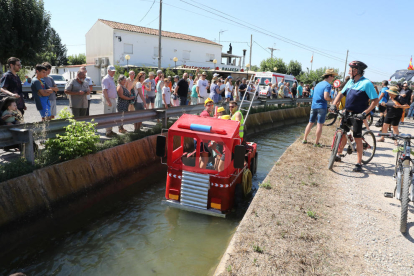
[328,110,376,170]
[325,109,374,127]
[379,133,414,233]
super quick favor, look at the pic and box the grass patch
[259,181,272,189]
[252,244,264,253]
[307,210,317,219]
[226,265,232,272]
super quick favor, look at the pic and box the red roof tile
[98,19,221,46]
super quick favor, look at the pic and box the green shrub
[55,107,74,120]
[0,158,37,182]
[45,119,100,161]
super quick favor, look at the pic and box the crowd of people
[302,61,413,172]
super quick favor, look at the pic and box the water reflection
[1,123,305,276]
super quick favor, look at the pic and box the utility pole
[310,52,314,71]
[343,49,349,81]
[249,34,252,68]
[158,0,162,69]
[218,30,227,44]
[268,45,279,59]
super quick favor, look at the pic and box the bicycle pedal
[384,192,394,198]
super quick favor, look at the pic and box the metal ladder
[238,74,256,127]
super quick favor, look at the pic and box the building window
[183,50,190,60]
[206,54,215,62]
[124,43,133,54]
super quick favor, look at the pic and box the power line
[179,0,391,77]
[139,0,156,22]
[253,41,270,54]
[146,16,159,26]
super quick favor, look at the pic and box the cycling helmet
[349,60,367,78]
[349,60,367,70]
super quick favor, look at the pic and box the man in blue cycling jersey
[330,61,379,172]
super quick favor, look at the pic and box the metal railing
[21,86,102,93]
[0,97,311,164]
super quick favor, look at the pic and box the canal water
[1,123,305,276]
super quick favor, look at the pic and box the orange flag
[408,56,414,70]
[310,54,313,63]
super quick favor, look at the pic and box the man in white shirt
[196,72,209,104]
[102,65,118,137]
[188,74,194,91]
[80,66,94,116]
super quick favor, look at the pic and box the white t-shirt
[162,87,171,105]
[196,79,208,98]
[85,76,93,100]
[135,82,143,103]
[188,79,194,90]
[220,84,226,95]
[225,82,233,97]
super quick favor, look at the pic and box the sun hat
[107,65,116,72]
[386,86,399,95]
[204,98,214,105]
[217,107,225,113]
[322,69,338,77]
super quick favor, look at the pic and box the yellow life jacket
[231,110,244,138]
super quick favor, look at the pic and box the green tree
[250,65,259,72]
[296,67,341,85]
[286,60,302,76]
[0,0,52,67]
[67,53,86,65]
[259,58,287,74]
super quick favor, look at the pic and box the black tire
[324,112,337,126]
[328,131,342,170]
[394,150,402,178]
[361,131,376,164]
[400,165,410,233]
[250,152,258,176]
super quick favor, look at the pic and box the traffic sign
[333,79,341,88]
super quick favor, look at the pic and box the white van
[253,72,297,98]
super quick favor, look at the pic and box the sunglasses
[229,106,236,108]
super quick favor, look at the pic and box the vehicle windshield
[50,75,65,81]
[255,77,271,86]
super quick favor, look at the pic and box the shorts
[384,115,401,126]
[191,97,197,105]
[49,99,57,116]
[220,153,225,161]
[146,96,155,104]
[378,105,386,113]
[340,114,363,138]
[309,108,327,124]
[39,97,51,118]
[134,102,145,110]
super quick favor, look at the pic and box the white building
[87,19,224,69]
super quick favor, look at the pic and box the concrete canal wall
[0,106,311,246]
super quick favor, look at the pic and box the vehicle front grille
[180,170,210,209]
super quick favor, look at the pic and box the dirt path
[331,120,414,275]
[215,120,414,275]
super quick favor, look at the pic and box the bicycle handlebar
[330,110,361,120]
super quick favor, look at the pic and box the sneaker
[334,155,341,162]
[302,139,307,144]
[353,164,362,172]
[313,143,322,148]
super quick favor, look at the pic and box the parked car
[49,74,68,98]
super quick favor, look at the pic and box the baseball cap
[202,72,207,76]
[107,65,116,72]
[204,98,214,105]
[189,73,193,77]
[227,76,233,79]
[213,73,220,77]
[242,77,246,80]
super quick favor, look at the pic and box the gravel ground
[216,118,414,275]
[331,120,414,275]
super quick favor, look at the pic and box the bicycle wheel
[368,114,374,126]
[400,164,410,233]
[324,112,337,126]
[361,131,376,164]
[328,131,342,170]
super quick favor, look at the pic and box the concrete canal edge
[0,106,310,250]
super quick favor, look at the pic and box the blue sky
[44,0,413,81]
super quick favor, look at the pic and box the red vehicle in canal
[156,114,258,218]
